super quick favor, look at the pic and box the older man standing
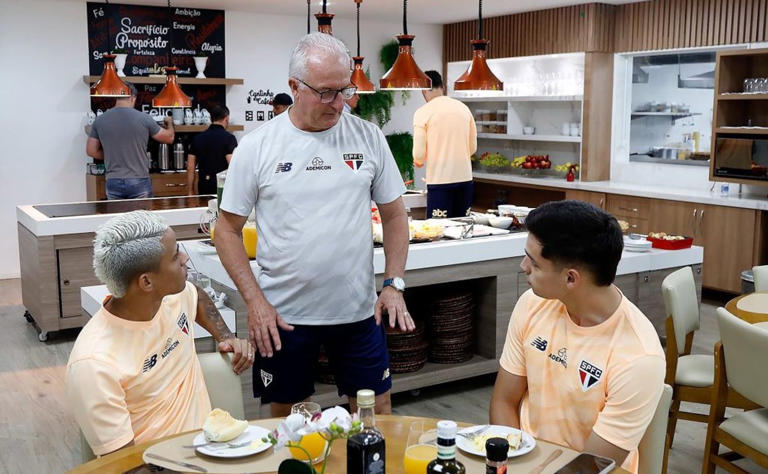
[216,33,412,416]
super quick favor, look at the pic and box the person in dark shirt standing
[187,104,238,195]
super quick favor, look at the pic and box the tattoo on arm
[196,286,235,342]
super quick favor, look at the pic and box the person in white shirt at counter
[215,32,412,417]
[66,210,253,456]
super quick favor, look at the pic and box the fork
[183,439,251,450]
[457,424,489,440]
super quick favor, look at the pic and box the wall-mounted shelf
[455,95,583,102]
[629,155,710,167]
[717,93,768,100]
[478,133,581,143]
[715,126,768,135]
[85,124,244,135]
[83,75,244,86]
[631,112,701,118]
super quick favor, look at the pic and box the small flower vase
[194,56,208,79]
[114,53,128,77]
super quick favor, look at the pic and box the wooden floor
[0,277,764,473]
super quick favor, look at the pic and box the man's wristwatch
[382,277,405,292]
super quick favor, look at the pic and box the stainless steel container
[173,142,185,170]
[158,143,171,170]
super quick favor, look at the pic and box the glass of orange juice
[242,222,257,259]
[404,421,438,474]
[288,402,329,465]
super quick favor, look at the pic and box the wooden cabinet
[85,172,193,200]
[58,247,102,318]
[565,190,606,209]
[606,195,652,234]
[649,199,698,239]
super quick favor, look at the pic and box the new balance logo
[142,354,158,373]
[275,162,293,173]
[531,336,548,352]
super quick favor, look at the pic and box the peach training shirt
[67,282,211,455]
[500,289,665,473]
[412,95,477,185]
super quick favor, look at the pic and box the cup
[172,108,184,125]
[561,123,570,136]
[403,421,438,474]
[289,402,329,465]
[570,122,580,136]
[522,126,535,135]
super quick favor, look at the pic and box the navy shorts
[426,180,473,218]
[252,316,392,404]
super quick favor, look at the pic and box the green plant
[357,91,394,127]
[385,132,414,183]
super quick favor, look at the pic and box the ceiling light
[453,0,504,93]
[316,0,333,34]
[153,0,192,108]
[90,0,131,97]
[350,0,375,94]
[379,0,431,91]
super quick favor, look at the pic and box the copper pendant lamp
[454,0,503,92]
[379,0,431,91]
[350,0,375,94]
[91,0,131,97]
[315,0,334,35]
[153,0,192,108]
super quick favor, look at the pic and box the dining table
[725,292,768,324]
[66,414,631,474]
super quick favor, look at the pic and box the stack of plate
[624,235,652,252]
[428,292,475,363]
[386,321,428,373]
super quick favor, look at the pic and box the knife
[145,452,208,472]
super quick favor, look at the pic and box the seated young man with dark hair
[490,200,665,473]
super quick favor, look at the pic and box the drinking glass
[403,421,438,474]
[289,402,329,465]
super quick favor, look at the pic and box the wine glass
[403,421,438,474]
[289,402,329,465]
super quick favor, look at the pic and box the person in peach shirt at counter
[490,200,665,474]
[66,211,253,456]
[412,70,477,219]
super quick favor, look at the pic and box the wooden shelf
[631,112,701,118]
[478,133,581,143]
[456,95,583,102]
[715,127,768,135]
[83,75,243,86]
[717,93,768,100]
[311,355,499,407]
[176,124,244,132]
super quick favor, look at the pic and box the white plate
[455,425,536,458]
[193,425,272,458]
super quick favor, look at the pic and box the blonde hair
[93,210,169,297]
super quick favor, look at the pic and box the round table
[725,292,768,324]
[67,414,629,474]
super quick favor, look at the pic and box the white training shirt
[220,110,405,325]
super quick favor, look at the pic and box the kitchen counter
[17,195,214,236]
[473,172,768,211]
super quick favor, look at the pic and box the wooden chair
[753,265,768,292]
[702,308,768,473]
[661,267,753,449]
[638,384,673,474]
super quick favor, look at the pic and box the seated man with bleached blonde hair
[66,210,254,456]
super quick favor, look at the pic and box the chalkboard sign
[86,2,225,78]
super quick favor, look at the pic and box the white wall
[0,1,441,279]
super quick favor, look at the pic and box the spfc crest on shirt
[343,153,364,172]
[177,312,189,335]
[578,359,603,392]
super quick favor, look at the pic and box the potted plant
[111,48,128,77]
[385,132,415,185]
[193,49,209,78]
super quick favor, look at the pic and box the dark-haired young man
[490,200,665,474]
[187,104,238,195]
[412,70,477,218]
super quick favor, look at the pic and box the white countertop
[473,172,768,211]
[180,235,703,291]
[16,199,209,237]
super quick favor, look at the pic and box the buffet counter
[81,235,702,419]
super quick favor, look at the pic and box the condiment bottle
[485,437,509,474]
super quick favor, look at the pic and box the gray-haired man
[215,32,412,416]
[67,210,252,456]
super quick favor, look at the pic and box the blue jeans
[105,178,153,200]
